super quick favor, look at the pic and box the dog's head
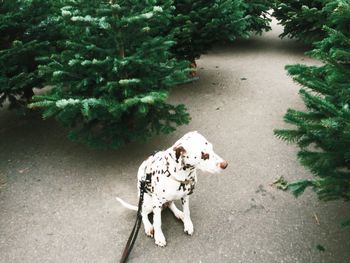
[172,131,228,174]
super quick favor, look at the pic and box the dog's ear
[173,145,186,160]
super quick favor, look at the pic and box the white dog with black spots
[117,131,228,247]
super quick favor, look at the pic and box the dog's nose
[219,161,228,169]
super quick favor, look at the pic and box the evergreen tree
[169,0,247,63]
[30,0,190,149]
[273,0,335,44]
[242,0,273,34]
[0,0,61,108]
[274,0,350,207]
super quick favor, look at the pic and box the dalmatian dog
[116,131,228,247]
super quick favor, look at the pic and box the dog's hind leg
[169,202,184,221]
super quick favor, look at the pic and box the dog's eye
[201,152,209,160]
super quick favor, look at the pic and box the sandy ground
[1,19,350,263]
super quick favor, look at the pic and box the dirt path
[1,19,349,263]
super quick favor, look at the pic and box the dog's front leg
[181,196,194,235]
[169,201,184,221]
[141,194,154,237]
[153,198,166,247]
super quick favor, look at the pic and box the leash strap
[119,174,151,263]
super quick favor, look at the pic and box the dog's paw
[154,233,167,247]
[184,221,194,236]
[144,226,154,238]
[155,238,167,247]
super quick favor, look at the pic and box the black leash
[119,174,151,263]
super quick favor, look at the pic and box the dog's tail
[116,197,138,211]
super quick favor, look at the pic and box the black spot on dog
[178,183,186,191]
[183,164,194,171]
[188,184,195,195]
[201,152,210,160]
[163,189,165,192]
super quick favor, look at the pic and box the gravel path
[1,19,350,263]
